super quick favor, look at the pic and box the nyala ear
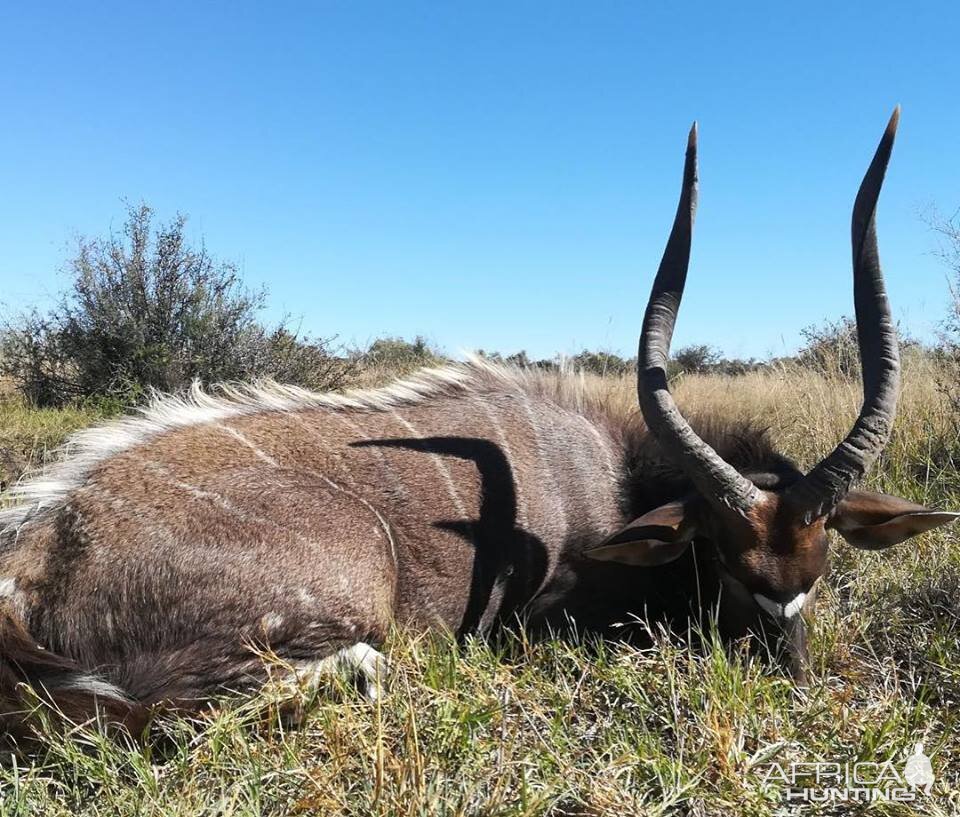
[828,490,960,550]
[584,499,699,566]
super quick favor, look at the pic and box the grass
[2,358,960,816]
[0,397,110,492]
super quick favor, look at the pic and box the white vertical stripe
[270,412,402,568]
[219,421,389,546]
[475,397,529,531]
[141,461,317,550]
[301,468,398,567]
[391,411,467,517]
[579,415,620,483]
[217,424,281,467]
[518,393,567,589]
[330,412,410,502]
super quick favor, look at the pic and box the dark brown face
[708,492,829,683]
[585,487,957,683]
[713,492,828,623]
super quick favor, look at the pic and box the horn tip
[886,106,901,139]
[687,121,698,149]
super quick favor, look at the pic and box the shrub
[712,356,765,376]
[794,317,861,378]
[355,335,444,377]
[476,350,559,370]
[570,350,632,377]
[928,207,960,420]
[670,344,721,376]
[1,204,348,406]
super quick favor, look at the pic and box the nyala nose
[753,591,806,620]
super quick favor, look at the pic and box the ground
[1,358,958,816]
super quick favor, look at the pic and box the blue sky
[1,2,958,360]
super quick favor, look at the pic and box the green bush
[928,206,960,423]
[570,349,632,377]
[670,343,721,376]
[794,316,861,378]
[1,204,348,406]
[356,336,444,374]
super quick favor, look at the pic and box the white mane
[0,357,524,541]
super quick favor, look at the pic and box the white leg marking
[57,673,132,703]
[261,612,284,635]
[0,577,17,598]
[349,643,389,702]
[0,576,28,619]
[296,642,389,701]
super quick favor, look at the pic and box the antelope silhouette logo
[903,743,934,795]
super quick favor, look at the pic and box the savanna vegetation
[2,207,960,815]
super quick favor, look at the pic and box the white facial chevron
[754,592,806,620]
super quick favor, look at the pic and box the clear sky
[1,2,958,361]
